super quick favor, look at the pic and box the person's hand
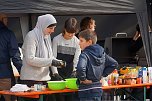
[52,59,66,68]
[51,73,63,81]
[70,70,77,78]
[80,79,92,84]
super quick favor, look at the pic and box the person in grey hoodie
[20,14,65,87]
[77,29,118,101]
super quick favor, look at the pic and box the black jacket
[0,21,22,78]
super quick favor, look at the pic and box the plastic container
[148,67,152,83]
[65,78,78,89]
[101,77,108,86]
[138,67,143,77]
[136,77,142,84]
[125,78,136,85]
[142,67,147,83]
[47,81,66,90]
[114,74,119,85]
[34,84,42,91]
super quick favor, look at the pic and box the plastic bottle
[138,67,143,78]
[148,67,152,83]
[142,67,147,83]
[108,75,112,86]
[114,74,119,85]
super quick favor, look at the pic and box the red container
[136,78,142,84]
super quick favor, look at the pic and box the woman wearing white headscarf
[20,14,64,86]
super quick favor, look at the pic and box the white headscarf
[33,14,57,58]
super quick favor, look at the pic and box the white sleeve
[23,33,53,67]
[73,39,81,71]
[51,37,59,74]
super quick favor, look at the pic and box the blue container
[138,67,143,77]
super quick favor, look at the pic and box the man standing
[0,14,22,101]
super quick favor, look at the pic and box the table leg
[144,86,146,101]
[18,97,25,101]
[18,96,43,101]
[39,95,43,101]
[119,88,139,101]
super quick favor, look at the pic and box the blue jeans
[80,96,101,101]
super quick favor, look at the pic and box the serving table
[0,83,152,101]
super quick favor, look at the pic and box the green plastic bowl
[65,78,78,89]
[47,81,66,90]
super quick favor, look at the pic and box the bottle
[142,67,147,83]
[114,74,119,85]
[148,67,152,83]
[136,77,142,84]
[113,69,118,74]
[108,75,112,86]
[138,67,143,78]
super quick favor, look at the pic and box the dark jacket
[76,44,118,98]
[0,21,22,78]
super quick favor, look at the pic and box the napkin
[10,84,31,92]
